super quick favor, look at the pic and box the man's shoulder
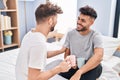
[91,30,103,41]
[67,29,76,34]
[91,30,102,36]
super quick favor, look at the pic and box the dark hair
[79,5,97,19]
[35,2,63,23]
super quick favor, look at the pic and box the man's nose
[77,20,82,24]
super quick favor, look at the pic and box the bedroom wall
[48,0,77,34]
[77,0,117,36]
[18,0,45,42]
[18,0,117,42]
[32,0,46,28]
[18,1,34,42]
[18,1,26,42]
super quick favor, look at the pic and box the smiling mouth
[77,23,83,28]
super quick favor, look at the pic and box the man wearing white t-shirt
[15,2,72,80]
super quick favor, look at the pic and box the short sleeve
[28,45,46,69]
[63,32,70,48]
[93,34,103,48]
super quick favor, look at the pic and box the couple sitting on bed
[15,2,103,80]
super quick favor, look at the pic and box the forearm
[64,48,70,59]
[77,52,103,75]
[28,60,71,80]
[47,47,66,58]
[47,50,61,58]
[36,66,61,80]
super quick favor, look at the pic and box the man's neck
[32,24,50,37]
[79,29,91,36]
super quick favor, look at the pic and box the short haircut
[79,5,97,19]
[35,2,63,23]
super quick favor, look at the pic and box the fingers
[65,56,70,62]
[59,60,71,72]
[67,61,72,68]
[65,55,76,67]
[63,59,71,67]
[72,65,77,69]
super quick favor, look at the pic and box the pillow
[102,56,120,68]
[113,63,120,73]
[102,36,120,59]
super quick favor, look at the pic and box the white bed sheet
[0,42,120,80]
[0,48,19,80]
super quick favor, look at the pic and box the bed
[0,34,120,80]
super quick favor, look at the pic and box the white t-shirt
[15,31,47,80]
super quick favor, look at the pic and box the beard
[50,23,56,32]
[76,23,87,32]
[50,27,54,32]
[76,27,87,32]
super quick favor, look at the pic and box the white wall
[18,0,45,42]
[18,1,26,42]
[18,0,77,42]
[48,0,77,34]
[77,0,117,36]
[33,0,46,11]
[32,0,46,27]
[18,0,117,42]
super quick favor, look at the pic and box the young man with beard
[15,2,72,80]
[62,5,103,80]
[48,5,103,80]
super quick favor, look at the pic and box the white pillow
[102,56,120,67]
[102,56,120,76]
[113,63,120,73]
[102,36,120,59]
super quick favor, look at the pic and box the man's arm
[47,47,66,58]
[64,48,70,58]
[72,48,103,77]
[28,59,71,80]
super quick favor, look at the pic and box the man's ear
[90,18,94,25]
[48,17,53,25]
[91,20,94,25]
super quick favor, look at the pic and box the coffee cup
[77,58,85,68]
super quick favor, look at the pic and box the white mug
[77,58,85,68]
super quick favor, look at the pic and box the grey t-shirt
[64,29,103,60]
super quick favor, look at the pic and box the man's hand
[58,59,71,72]
[70,71,82,80]
[70,73,81,80]
[72,65,77,69]
[66,55,77,67]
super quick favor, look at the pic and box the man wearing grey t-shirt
[48,5,103,80]
[60,5,103,80]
